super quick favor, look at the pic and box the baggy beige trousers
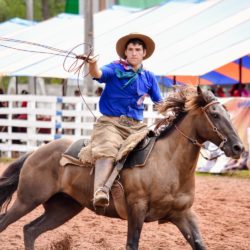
[79,115,148,164]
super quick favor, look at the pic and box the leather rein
[174,101,227,160]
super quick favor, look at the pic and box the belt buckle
[119,115,132,127]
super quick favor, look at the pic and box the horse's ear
[197,85,208,103]
[197,85,203,96]
[197,85,211,103]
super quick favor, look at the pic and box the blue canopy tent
[160,54,250,87]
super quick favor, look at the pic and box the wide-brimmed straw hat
[116,33,155,60]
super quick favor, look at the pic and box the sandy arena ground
[0,162,249,250]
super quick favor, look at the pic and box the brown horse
[0,86,243,250]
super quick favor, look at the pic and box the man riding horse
[81,33,163,209]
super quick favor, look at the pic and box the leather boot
[93,158,114,208]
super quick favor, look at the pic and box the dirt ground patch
[0,163,249,250]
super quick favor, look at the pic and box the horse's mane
[155,86,217,138]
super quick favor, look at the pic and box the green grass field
[0,157,14,163]
[196,170,250,179]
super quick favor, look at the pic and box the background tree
[41,0,49,20]
[0,0,65,22]
[0,0,26,22]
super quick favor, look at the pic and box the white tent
[94,0,250,76]
[0,17,36,36]
[0,0,249,78]
[0,8,151,78]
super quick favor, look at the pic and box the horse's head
[191,86,244,159]
[156,86,244,159]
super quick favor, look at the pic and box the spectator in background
[12,90,29,144]
[215,86,226,97]
[230,83,241,97]
[17,90,29,120]
[230,83,250,97]
[0,88,7,134]
[0,88,7,118]
[241,84,249,97]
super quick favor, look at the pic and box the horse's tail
[0,152,32,212]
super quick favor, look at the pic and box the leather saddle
[62,134,157,220]
[64,133,157,169]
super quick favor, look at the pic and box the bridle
[174,100,228,160]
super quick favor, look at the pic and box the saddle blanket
[78,129,151,167]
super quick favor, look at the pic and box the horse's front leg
[126,200,147,250]
[171,209,206,250]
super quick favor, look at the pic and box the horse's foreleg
[171,209,206,250]
[23,193,83,250]
[126,200,147,250]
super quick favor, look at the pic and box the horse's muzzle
[225,142,244,159]
[232,143,244,159]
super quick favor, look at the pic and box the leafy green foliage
[0,0,65,22]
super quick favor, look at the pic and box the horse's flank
[60,87,211,218]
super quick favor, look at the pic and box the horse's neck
[155,115,200,175]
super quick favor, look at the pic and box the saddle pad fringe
[60,154,91,168]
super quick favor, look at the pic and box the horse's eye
[211,113,219,119]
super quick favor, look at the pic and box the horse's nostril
[233,144,244,154]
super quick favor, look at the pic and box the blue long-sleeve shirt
[95,60,163,121]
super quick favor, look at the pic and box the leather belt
[118,115,140,127]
